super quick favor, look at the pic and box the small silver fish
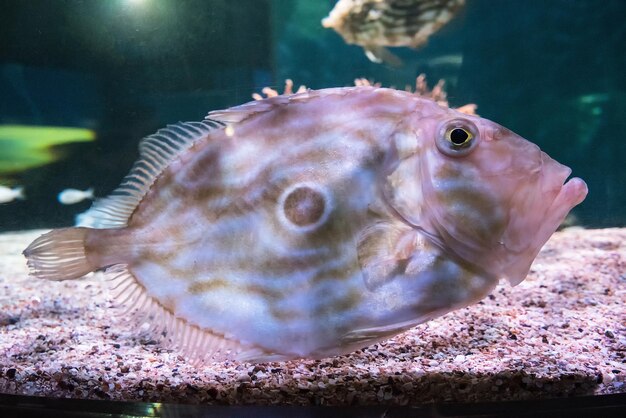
[323,0,465,65]
[0,185,25,203]
[24,86,587,362]
[58,188,95,205]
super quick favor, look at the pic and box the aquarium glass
[0,0,624,230]
[0,0,625,410]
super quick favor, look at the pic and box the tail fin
[23,227,94,281]
[85,187,95,200]
[14,186,25,200]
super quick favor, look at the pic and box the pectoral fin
[364,46,403,67]
[341,317,430,347]
[356,220,416,291]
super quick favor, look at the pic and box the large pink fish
[23,86,587,362]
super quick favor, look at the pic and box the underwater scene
[0,0,624,412]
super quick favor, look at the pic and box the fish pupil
[283,186,326,227]
[450,128,469,145]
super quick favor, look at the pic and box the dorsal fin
[206,96,290,124]
[205,87,350,125]
[76,119,224,228]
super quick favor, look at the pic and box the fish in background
[0,185,25,203]
[24,85,587,362]
[322,0,465,65]
[58,188,95,205]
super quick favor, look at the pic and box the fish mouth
[540,152,587,210]
[559,176,588,206]
[550,176,588,225]
[503,171,587,286]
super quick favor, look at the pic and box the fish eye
[436,119,479,157]
[448,127,472,146]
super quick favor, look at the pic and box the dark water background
[0,0,624,231]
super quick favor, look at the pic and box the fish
[0,185,25,203]
[0,125,96,175]
[322,0,465,65]
[57,188,95,205]
[23,86,588,362]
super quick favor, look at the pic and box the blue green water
[0,0,624,230]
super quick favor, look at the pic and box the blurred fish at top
[0,185,25,204]
[0,125,96,175]
[322,0,465,65]
[58,188,95,205]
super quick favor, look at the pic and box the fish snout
[538,151,587,210]
[499,150,587,286]
[539,151,572,194]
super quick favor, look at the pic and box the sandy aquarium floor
[0,228,624,406]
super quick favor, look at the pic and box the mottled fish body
[323,0,465,64]
[24,86,587,362]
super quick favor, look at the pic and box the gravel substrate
[0,228,624,405]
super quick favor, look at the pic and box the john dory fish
[24,86,587,362]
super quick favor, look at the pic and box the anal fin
[105,265,248,363]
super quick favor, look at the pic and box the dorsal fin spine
[76,119,224,228]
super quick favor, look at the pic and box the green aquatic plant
[0,125,96,175]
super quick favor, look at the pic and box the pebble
[237,373,251,383]
[0,228,624,404]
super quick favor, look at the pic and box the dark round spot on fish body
[283,186,326,227]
